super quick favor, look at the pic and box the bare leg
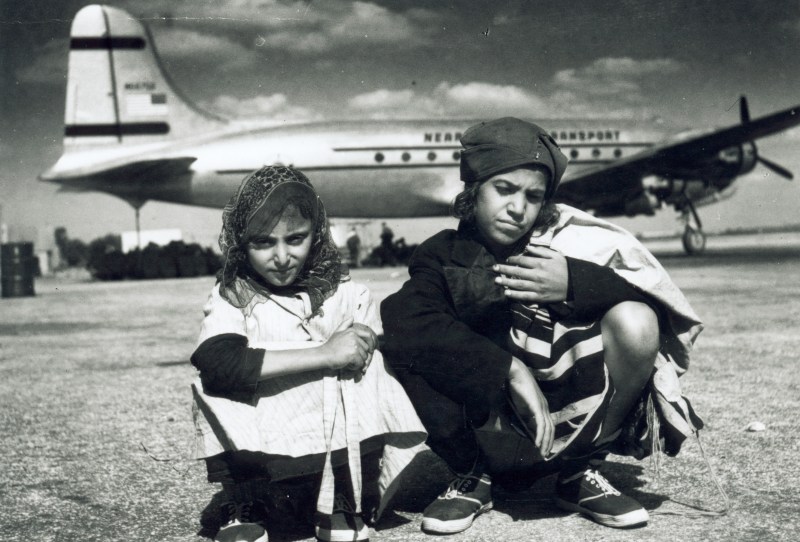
[598,301,660,442]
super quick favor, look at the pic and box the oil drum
[1,242,36,298]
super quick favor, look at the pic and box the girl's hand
[506,357,554,456]
[324,318,377,374]
[493,246,569,303]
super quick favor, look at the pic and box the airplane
[41,4,800,255]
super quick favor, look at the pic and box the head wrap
[460,117,568,198]
[217,166,345,314]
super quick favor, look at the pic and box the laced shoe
[314,493,369,542]
[421,473,493,534]
[555,468,648,528]
[215,500,268,542]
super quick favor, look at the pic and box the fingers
[507,358,554,456]
[539,402,554,456]
[523,245,556,258]
[335,317,354,332]
[501,288,544,303]
[494,260,537,278]
[350,323,378,352]
[341,332,375,374]
[527,399,553,455]
[503,248,553,268]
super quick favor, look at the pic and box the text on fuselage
[424,132,463,143]
[550,130,621,142]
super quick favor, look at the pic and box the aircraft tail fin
[64,4,225,149]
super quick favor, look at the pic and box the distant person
[346,227,361,268]
[190,166,426,542]
[381,118,703,534]
[377,222,396,265]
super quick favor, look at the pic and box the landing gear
[682,226,706,255]
[679,196,706,256]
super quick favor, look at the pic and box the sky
[1,0,799,252]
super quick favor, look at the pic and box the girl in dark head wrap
[190,166,426,542]
[381,118,702,535]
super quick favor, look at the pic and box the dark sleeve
[566,256,657,321]
[190,333,265,403]
[381,239,512,425]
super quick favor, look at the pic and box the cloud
[553,57,685,98]
[434,82,547,115]
[346,57,691,121]
[255,1,439,52]
[545,57,688,118]
[346,82,549,119]
[125,0,439,53]
[151,28,254,64]
[204,94,321,120]
[346,88,440,118]
[348,89,418,110]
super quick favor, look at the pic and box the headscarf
[217,166,345,314]
[460,117,568,198]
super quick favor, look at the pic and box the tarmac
[1,232,799,541]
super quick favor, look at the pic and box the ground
[0,233,798,542]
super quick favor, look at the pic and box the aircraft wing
[43,156,197,185]
[556,103,800,210]
[41,156,198,208]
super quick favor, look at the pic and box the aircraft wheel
[682,227,706,255]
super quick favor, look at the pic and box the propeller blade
[740,95,751,124]
[758,155,793,180]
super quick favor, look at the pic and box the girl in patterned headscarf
[190,166,426,542]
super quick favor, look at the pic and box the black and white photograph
[1,2,798,541]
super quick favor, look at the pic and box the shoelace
[222,501,257,524]
[584,470,621,497]
[332,493,355,515]
[442,475,479,499]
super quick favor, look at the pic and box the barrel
[1,242,36,298]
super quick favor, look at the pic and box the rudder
[65,4,225,148]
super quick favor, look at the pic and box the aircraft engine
[623,188,660,216]
[701,141,757,186]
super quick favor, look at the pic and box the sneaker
[215,501,268,542]
[555,469,648,528]
[314,493,369,542]
[421,473,493,534]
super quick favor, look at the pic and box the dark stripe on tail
[65,123,169,136]
[70,37,146,50]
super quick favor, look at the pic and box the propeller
[740,95,794,180]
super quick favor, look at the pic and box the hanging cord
[646,391,729,518]
[650,431,730,518]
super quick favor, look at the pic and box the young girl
[381,118,703,534]
[190,166,426,542]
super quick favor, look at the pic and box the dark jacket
[380,224,650,427]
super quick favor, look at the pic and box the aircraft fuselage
[43,118,664,217]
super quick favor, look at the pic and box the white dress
[191,279,427,516]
